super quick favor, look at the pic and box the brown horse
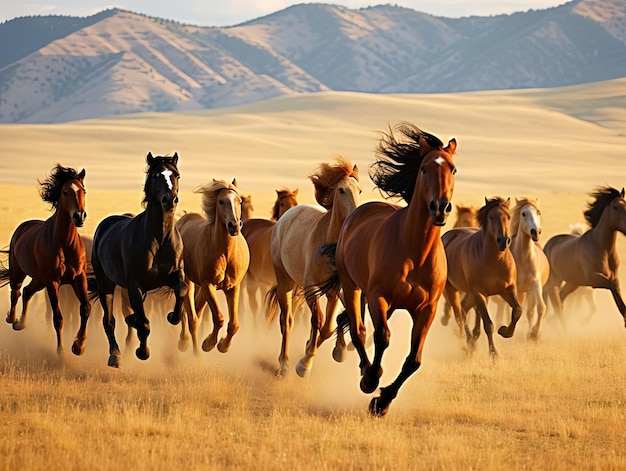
[241,188,299,320]
[453,204,479,228]
[442,197,522,357]
[543,187,626,328]
[495,198,550,339]
[0,165,90,355]
[176,179,250,354]
[318,123,456,416]
[241,194,254,221]
[268,157,360,378]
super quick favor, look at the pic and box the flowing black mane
[369,122,444,204]
[38,164,83,209]
[478,197,510,230]
[584,186,622,228]
[142,153,179,207]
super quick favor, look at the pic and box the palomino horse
[495,198,550,339]
[543,187,626,328]
[91,153,188,368]
[268,158,360,378]
[442,197,522,357]
[318,123,456,416]
[241,188,299,320]
[176,179,250,354]
[0,165,90,355]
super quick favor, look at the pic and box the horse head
[145,152,180,212]
[481,197,511,251]
[60,168,87,228]
[610,188,626,235]
[516,198,542,242]
[273,188,299,220]
[419,138,457,226]
[310,158,361,221]
[218,185,243,237]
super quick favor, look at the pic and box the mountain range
[0,0,625,123]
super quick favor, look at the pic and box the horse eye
[339,188,345,194]
[522,212,526,217]
[452,168,457,175]
[219,200,224,205]
[421,168,426,174]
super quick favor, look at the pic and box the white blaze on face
[161,169,173,190]
[435,157,445,166]
[71,183,80,192]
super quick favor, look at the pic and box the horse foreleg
[167,269,188,326]
[217,285,240,353]
[6,271,25,325]
[295,293,324,378]
[178,280,194,353]
[44,282,64,354]
[125,285,150,361]
[529,284,546,341]
[70,273,91,356]
[473,294,497,358]
[588,274,626,325]
[361,294,389,394]
[201,284,223,353]
[497,284,522,340]
[369,303,436,417]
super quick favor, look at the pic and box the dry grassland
[0,81,625,470]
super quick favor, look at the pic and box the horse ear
[445,138,457,154]
[232,178,238,188]
[78,168,86,181]
[294,188,299,196]
[352,164,359,179]
[536,197,540,207]
[515,197,521,204]
[505,197,511,208]
[172,152,178,165]
[484,197,488,205]
[621,188,625,198]
[146,152,154,166]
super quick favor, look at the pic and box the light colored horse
[495,198,550,339]
[240,188,299,321]
[268,158,360,378]
[241,194,254,221]
[176,179,250,354]
[442,197,522,357]
[319,123,457,416]
[543,187,626,329]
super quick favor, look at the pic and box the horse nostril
[429,201,436,212]
[174,196,179,204]
[445,202,452,213]
[82,211,87,221]
[239,220,243,228]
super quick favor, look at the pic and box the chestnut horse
[0,165,90,355]
[453,204,479,228]
[176,179,250,354]
[318,123,456,416]
[241,188,299,320]
[91,153,188,368]
[268,158,360,378]
[495,198,549,339]
[442,197,522,357]
[241,194,254,221]
[543,187,626,328]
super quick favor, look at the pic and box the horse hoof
[217,339,231,353]
[275,367,289,379]
[136,347,150,361]
[332,345,347,363]
[108,354,122,368]
[12,321,25,331]
[202,338,216,352]
[296,359,312,378]
[441,315,450,326]
[497,325,514,338]
[368,396,390,417]
[71,341,85,356]
[167,311,181,326]
[360,374,379,394]
[178,337,190,352]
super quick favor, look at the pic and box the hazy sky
[1,1,571,26]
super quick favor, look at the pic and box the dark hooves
[360,373,379,394]
[136,347,150,361]
[368,396,391,417]
[497,325,514,338]
[167,311,181,325]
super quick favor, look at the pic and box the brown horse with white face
[268,158,360,378]
[0,165,90,356]
[176,179,250,354]
[543,186,626,329]
[318,123,457,416]
[442,197,522,357]
[240,188,299,321]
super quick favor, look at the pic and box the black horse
[91,152,188,367]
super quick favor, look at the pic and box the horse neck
[511,226,532,257]
[325,204,348,242]
[145,202,175,241]
[209,218,238,250]
[589,212,618,253]
[404,193,442,262]
[50,207,79,246]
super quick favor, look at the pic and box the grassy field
[0,80,625,469]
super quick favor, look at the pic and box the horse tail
[87,277,99,302]
[336,310,350,336]
[0,247,10,288]
[264,285,279,324]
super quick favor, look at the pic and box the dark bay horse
[176,179,250,354]
[91,153,188,368]
[268,158,360,378]
[442,197,522,357]
[543,187,626,328]
[241,188,299,320]
[0,165,90,355]
[320,123,457,416]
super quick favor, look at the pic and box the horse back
[242,218,276,284]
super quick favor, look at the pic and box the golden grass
[1,82,626,469]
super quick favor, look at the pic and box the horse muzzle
[72,211,87,227]
[161,194,178,212]
[530,228,539,242]
[430,199,452,226]
[497,236,511,251]
[227,220,243,237]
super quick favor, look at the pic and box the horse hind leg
[360,296,390,394]
[295,294,326,378]
[70,274,92,356]
[13,278,45,331]
[217,285,241,354]
[6,272,25,325]
[43,283,65,355]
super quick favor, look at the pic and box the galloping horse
[0,165,90,355]
[495,198,549,339]
[442,197,522,357]
[176,179,250,354]
[318,123,456,416]
[268,158,360,378]
[91,153,187,368]
[241,188,299,320]
[543,187,626,328]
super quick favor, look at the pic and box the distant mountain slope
[0,0,625,123]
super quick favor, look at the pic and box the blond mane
[194,179,239,222]
[510,197,540,238]
[308,157,359,210]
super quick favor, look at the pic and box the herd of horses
[1,122,625,417]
